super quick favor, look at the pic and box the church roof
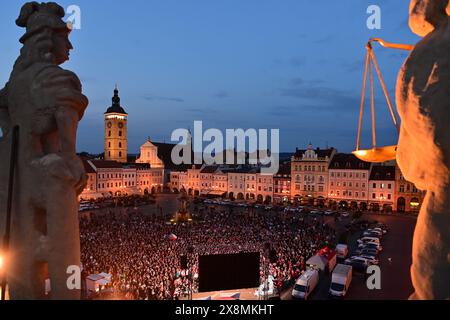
[105,87,127,115]
[152,141,193,171]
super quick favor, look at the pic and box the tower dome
[105,86,127,115]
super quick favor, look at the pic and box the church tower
[104,86,128,163]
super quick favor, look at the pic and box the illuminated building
[328,153,371,210]
[104,87,128,163]
[291,144,336,206]
[273,162,291,204]
[368,165,396,212]
[394,164,425,214]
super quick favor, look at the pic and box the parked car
[341,212,350,218]
[357,254,379,265]
[344,258,368,272]
[354,248,379,257]
[358,243,383,252]
[357,237,381,245]
[363,231,383,238]
[370,227,387,235]
[324,210,335,216]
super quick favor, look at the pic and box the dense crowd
[80,206,336,300]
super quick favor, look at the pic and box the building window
[108,142,111,147]
[372,193,376,199]
[388,194,391,200]
[373,183,376,188]
[119,142,122,148]
[119,131,122,137]
[388,184,392,189]
[119,152,122,157]
[108,131,111,137]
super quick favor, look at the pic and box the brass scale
[352,38,414,163]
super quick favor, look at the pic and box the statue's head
[409,0,450,36]
[15,2,72,67]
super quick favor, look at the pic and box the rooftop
[329,153,371,170]
[105,87,127,115]
[370,165,396,181]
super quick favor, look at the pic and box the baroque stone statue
[0,2,88,299]
[396,0,450,300]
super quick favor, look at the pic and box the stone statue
[0,2,88,299]
[396,0,450,300]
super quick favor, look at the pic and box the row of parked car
[344,223,388,271]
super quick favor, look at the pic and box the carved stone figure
[0,2,88,299]
[396,0,450,300]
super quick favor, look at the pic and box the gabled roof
[82,159,96,173]
[200,165,220,174]
[370,165,395,181]
[293,146,335,159]
[152,142,194,171]
[329,153,371,170]
[89,160,123,169]
[275,161,291,177]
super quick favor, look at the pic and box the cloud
[213,91,229,99]
[313,35,334,44]
[279,78,360,114]
[143,95,184,103]
[341,58,365,73]
[289,57,306,67]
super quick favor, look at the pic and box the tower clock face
[107,122,112,129]
[118,122,124,129]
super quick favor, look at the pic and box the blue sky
[0,0,419,153]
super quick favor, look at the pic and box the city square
[0,0,448,311]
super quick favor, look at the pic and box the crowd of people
[79,203,336,300]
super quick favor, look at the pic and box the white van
[336,244,349,259]
[292,268,319,300]
[329,264,352,298]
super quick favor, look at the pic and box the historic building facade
[104,87,128,163]
[328,153,371,210]
[291,144,336,205]
[395,164,425,213]
[369,165,396,212]
[273,162,291,204]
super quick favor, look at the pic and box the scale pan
[352,145,397,163]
